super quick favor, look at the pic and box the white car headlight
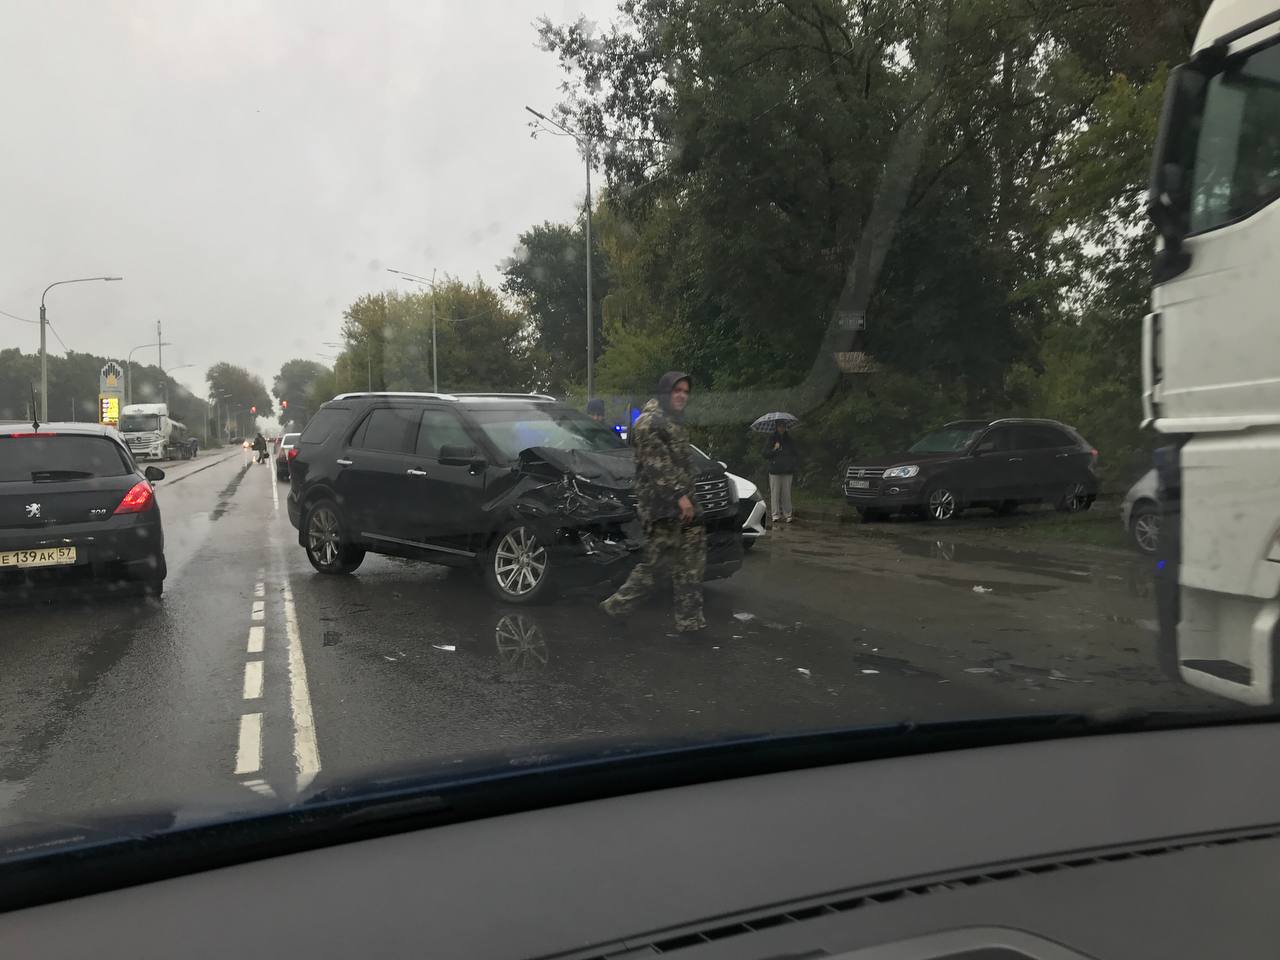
[882,465,920,479]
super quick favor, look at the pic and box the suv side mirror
[144,466,166,482]
[440,445,485,469]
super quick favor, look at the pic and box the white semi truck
[1146,0,1280,703]
[118,403,195,461]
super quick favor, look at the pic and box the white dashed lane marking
[235,713,263,775]
[246,625,264,654]
[251,600,265,621]
[243,660,263,700]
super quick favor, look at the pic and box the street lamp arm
[42,276,124,306]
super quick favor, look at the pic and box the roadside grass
[790,489,1131,552]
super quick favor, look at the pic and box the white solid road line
[235,713,263,775]
[243,660,264,700]
[247,624,265,654]
[270,468,280,512]
[278,554,321,793]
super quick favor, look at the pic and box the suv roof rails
[449,392,559,402]
[331,391,458,402]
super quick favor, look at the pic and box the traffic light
[281,400,288,409]
[250,405,257,415]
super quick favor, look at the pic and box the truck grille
[693,476,731,514]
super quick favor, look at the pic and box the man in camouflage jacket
[600,371,707,632]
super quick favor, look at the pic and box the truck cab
[1147,0,1280,703]
[119,403,192,462]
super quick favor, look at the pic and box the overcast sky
[1,0,613,404]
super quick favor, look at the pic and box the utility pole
[584,137,594,400]
[431,268,438,392]
[157,320,164,404]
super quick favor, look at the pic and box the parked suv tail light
[287,447,298,460]
[114,481,156,514]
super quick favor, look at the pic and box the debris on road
[733,612,756,622]
[972,585,994,594]
[797,667,811,677]
[432,644,456,652]
[861,669,880,675]
[964,666,996,674]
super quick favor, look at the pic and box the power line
[46,321,70,354]
[0,307,39,324]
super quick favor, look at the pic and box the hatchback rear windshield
[0,435,132,482]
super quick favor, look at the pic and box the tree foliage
[207,362,272,435]
[272,358,329,428]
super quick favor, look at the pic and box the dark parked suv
[287,393,743,602]
[0,422,167,597]
[842,418,1098,522]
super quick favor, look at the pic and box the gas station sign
[99,361,124,427]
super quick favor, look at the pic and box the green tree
[272,358,329,428]
[501,220,610,394]
[206,362,272,436]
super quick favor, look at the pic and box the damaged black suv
[286,392,743,602]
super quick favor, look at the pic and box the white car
[690,444,768,550]
[1120,469,1159,555]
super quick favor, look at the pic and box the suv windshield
[0,436,130,482]
[469,408,625,461]
[908,427,984,453]
[119,414,160,432]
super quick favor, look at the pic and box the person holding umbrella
[752,412,800,524]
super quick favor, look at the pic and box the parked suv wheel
[486,523,553,604]
[304,498,365,574]
[1056,481,1091,513]
[925,484,961,522]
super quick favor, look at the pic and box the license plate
[0,546,77,569]
[848,479,871,489]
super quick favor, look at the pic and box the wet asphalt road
[0,451,1212,827]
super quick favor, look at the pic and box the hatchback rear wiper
[30,470,94,481]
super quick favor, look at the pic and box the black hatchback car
[842,418,1098,522]
[0,423,167,597]
[286,393,743,602]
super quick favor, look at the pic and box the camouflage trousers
[601,520,706,631]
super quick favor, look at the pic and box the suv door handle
[406,468,428,477]
[1007,457,1023,463]
[1055,453,1070,458]
[336,458,352,466]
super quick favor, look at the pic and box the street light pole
[525,106,595,398]
[431,268,438,392]
[39,276,122,420]
[127,340,175,405]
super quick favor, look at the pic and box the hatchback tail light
[114,481,156,514]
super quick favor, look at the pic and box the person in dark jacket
[252,432,268,464]
[762,421,799,523]
[599,371,706,633]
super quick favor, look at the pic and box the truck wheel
[303,499,365,574]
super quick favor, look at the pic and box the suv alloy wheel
[304,498,366,574]
[485,523,553,603]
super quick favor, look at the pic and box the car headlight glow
[882,465,920,479]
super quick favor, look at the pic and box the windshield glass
[119,414,160,432]
[470,408,625,461]
[908,427,983,453]
[0,0,1267,880]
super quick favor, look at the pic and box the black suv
[287,393,743,602]
[842,418,1098,522]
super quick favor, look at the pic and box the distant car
[842,418,1098,522]
[1121,469,1159,555]
[275,432,301,481]
[690,444,767,549]
[0,423,167,598]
